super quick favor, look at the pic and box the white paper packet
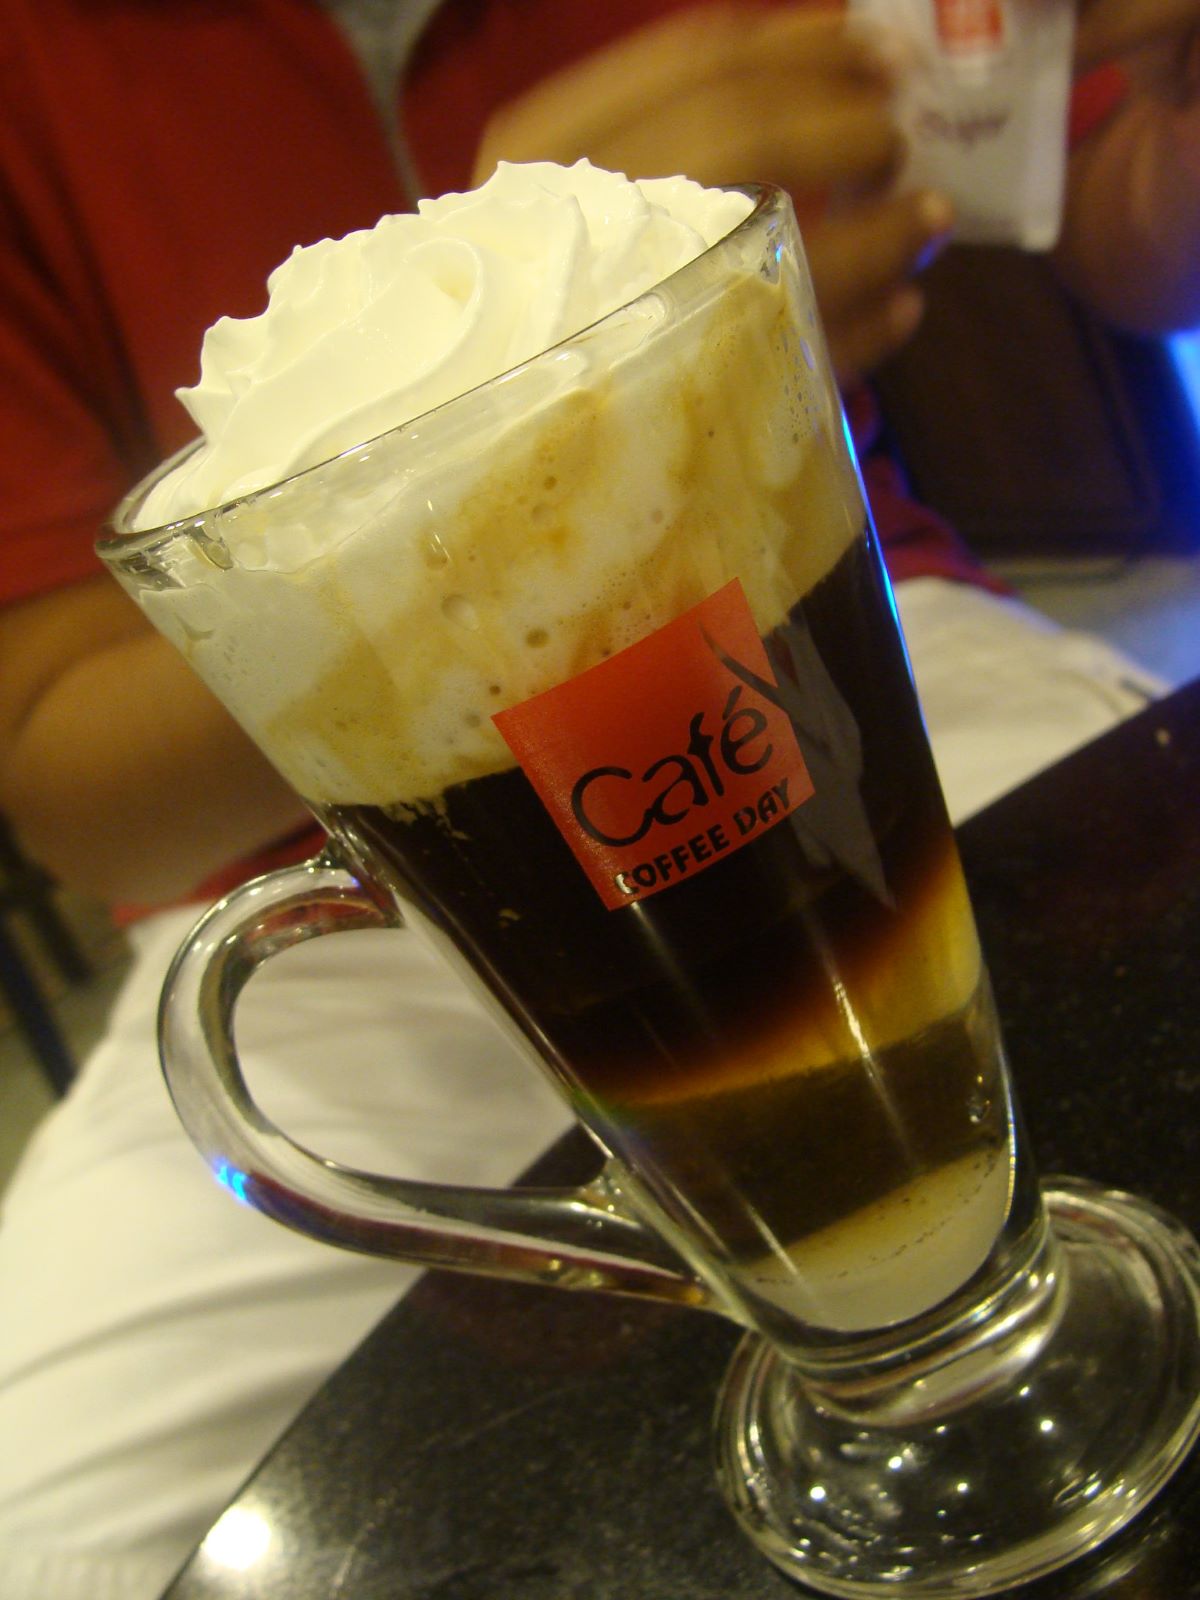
[847,0,1076,250]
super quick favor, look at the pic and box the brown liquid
[315,531,1014,1334]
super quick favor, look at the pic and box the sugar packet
[847,0,1076,250]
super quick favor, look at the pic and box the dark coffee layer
[316,531,1012,1326]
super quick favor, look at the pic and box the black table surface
[165,680,1200,1600]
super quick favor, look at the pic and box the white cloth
[0,579,1164,1599]
[895,579,1164,821]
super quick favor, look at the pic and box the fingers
[475,3,906,196]
[667,93,898,196]
[488,4,890,157]
[727,2,900,90]
[636,28,901,195]
[808,190,954,320]
[720,5,905,190]
[824,285,927,384]
[807,190,956,381]
[771,93,904,192]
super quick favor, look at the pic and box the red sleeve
[0,72,135,607]
[0,0,406,611]
[0,239,133,605]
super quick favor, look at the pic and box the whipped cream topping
[135,162,753,528]
[119,165,860,814]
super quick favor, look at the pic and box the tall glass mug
[99,189,1200,1597]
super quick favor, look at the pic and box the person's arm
[469,3,956,382]
[1054,0,1200,332]
[0,575,309,906]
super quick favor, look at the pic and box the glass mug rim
[98,181,776,558]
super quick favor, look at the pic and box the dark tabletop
[165,679,1200,1600]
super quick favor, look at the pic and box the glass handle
[158,854,710,1309]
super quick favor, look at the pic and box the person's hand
[1054,0,1200,331]
[471,3,956,381]
[1072,0,1200,76]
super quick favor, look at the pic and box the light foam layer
[140,260,862,808]
[135,162,753,527]
[749,1142,1014,1332]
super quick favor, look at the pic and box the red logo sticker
[493,580,814,908]
[934,0,1006,53]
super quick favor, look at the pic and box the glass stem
[788,1198,1059,1429]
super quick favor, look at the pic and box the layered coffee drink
[118,165,1013,1336]
[315,542,1015,1339]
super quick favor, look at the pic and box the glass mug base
[715,1179,1200,1598]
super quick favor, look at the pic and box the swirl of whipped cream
[136,161,753,528]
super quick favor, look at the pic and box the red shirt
[0,0,406,604]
